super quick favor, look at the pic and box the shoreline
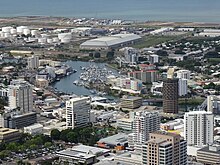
[0,16,219,28]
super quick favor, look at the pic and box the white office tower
[66,97,90,129]
[8,80,33,113]
[184,111,214,146]
[207,95,220,114]
[149,54,159,64]
[124,47,139,65]
[129,111,160,148]
[176,70,191,79]
[27,55,39,69]
[178,78,187,96]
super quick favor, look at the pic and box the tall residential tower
[184,111,214,146]
[66,97,90,129]
[8,80,33,113]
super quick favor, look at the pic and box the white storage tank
[31,30,38,36]
[38,38,47,44]
[0,31,4,37]
[27,37,37,42]
[16,26,28,33]
[2,26,13,33]
[23,28,31,35]
[4,33,11,38]
[10,28,17,34]
[52,37,59,43]
[47,38,53,44]
[41,34,49,38]
[60,38,71,43]
[58,33,72,40]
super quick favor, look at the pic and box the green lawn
[134,35,180,49]
[208,58,220,63]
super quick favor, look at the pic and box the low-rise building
[114,151,142,165]
[4,112,37,129]
[120,96,142,109]
[117,118,133,131]
[0,127,21,143]
[97,133,128,150]
[36,78,49,88]
[128,70,158,83]
[197,144,220,164]
[57,144,110,165]
[24,123,43,135]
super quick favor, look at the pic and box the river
[52,60,118,96]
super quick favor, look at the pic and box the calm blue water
[0,0,220,22]
[53,61,118,96]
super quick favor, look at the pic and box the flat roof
[57,149,95,159]
[80,34,141,48]
[71,144,110,155]
[121,96,142,100]
[98,133,128,146]
[198,145,220,154]
[0,127,19,135]
[24,123,43,129]
[151,131,181,138]
[68,97,90,103]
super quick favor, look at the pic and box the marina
[52,60,118,96]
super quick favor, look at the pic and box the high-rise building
[142,131,187,165]
[128,70,158,83]
[149,54,159,64]
[129,111,160,147]
[116,77,142,91]
[139,64,156,71]
[163,78,179,114]
[178,78,187,96]
[66,97,90,129]
[8,80,33,113]
[207,95,220,115]
[124,47,139,65]
[27,55,39,70]
[176,70,191,80]
[184,111,214,146]
[120,96,142,109]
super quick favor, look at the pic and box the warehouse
[80,33,141,50]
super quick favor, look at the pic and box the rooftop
[151,131,181,138]
[80,33,141,48]
[0,127,19,135]
[98,133,128,146]
[121,96,142,100]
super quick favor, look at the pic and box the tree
[174,49,186,54]
[51,129,61,140]
[66,132,78,143]
[205,51,219,58]
[156,50,168,56]
[6,142,18,151]
[60,129,70,142]
[44,142,52,148]
[94,52,101,58]
[89,52,94,57]
[106,51,114,59]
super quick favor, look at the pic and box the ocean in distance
[0,0,220,23]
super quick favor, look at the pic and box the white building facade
[27,55,39,70]
[178,78,188,96]
[8,80,33,113]
[184,111,214,146]
[176,70,191,79]
[66,97,90,129]
[129,111,160,147]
